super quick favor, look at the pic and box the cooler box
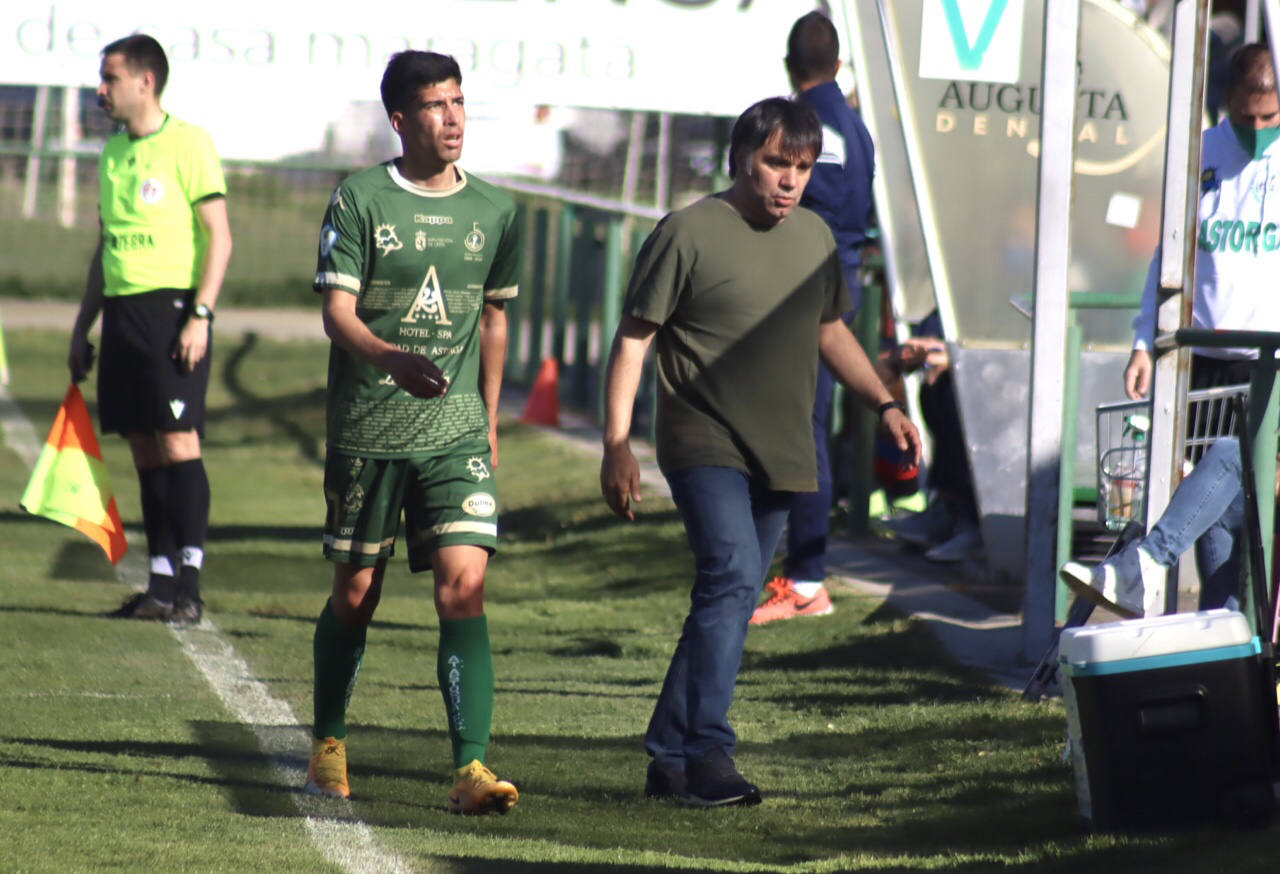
[1059,609,1277,829]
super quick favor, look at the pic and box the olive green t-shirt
[623,195,850,492]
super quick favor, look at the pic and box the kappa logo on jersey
[140,178,165,204]
[169,399,186,420]
[374,224,403,256]
[415,230,427,251]
[319,224,339,258]
[464,222,486,253]
[402,264,454,326]
[466,457,490,482]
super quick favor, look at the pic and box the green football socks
[312,600,366,741]
[438,614,494,768]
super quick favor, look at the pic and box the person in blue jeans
[751,10,877,624]
[1060,436,1266,617]
[600,97,921,807]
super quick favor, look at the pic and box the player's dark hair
[728,97,822,178]
[381,51,463,116]
[785,11,840,83]
[1227,42,1277,97]
[101,34,169,97]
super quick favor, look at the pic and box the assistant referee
[68,34,233,624]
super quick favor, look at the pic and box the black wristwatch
[190,303,214,322]
[877,400,907,418]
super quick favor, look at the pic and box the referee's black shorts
[98,289,211,437]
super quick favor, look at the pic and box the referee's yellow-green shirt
[98,115,226,297]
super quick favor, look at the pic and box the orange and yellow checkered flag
[20,384,127,564]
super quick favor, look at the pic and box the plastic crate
[1095,383,1248,530]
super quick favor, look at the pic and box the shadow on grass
[6,713,1268,874]
[212,332,325,465]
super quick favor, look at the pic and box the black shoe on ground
[105,592,173,620]
[170,597,203,625]
[645,758,687,799]
[680,748,762,807]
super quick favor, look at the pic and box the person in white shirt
[1125,42,1280,401]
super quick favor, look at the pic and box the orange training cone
[520,357,560,428]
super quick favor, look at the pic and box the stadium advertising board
[2,0,819,159]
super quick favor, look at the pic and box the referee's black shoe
[170,597,203,626]
[105,592,173,620]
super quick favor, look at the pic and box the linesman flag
[20,384,127,564]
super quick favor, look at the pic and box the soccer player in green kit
[305,51,521,815]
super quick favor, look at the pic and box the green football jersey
[314,162,520,457]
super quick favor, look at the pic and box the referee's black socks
[169,459,210,603]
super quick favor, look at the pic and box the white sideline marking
[1,383,415,874]
[0,382,42,469]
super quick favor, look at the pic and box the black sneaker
[644,758,687,799]
[680,749,762,807]
[170,597,203,626]
[105,592,173,620]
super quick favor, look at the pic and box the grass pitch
[2,327,1278,872]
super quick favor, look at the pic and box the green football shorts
[322,446,498,572]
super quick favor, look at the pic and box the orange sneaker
[448,760,519,815]
[304,737,350,798]
[749,577,835,625]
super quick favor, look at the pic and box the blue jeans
[645,466,792,764]
[1141,437,1245,610]
[786,361,834,581]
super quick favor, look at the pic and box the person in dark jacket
[751,10,878,624]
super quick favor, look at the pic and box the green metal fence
[4,145,886,528]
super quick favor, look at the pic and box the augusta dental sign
[898,0,1169,346]
[1,0,817,116]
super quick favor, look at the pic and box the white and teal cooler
[1059,609,1277,829]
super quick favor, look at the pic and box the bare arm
[818,318,923,465]
[478,300,508,467]
[600,314,659,520]
[174,196,234,373]
[321,288,448,399]
[69,231,106,382]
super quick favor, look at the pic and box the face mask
[1230,122,1280,159]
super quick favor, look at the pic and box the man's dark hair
[1227,42,1277,97]
[728,97,822,178]
[102,34,169,97]
[785,11,840,83]
[380,51,463,116]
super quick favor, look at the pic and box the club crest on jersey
[343,483,365,516]
[415,230,427,251]
[140,178,165,204]
[1201,167,1218,193]
[466,457,490,482]
[464,222,486,253]
[169,398,186,420]
[374,224,403,256]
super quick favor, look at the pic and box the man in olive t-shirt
[601,97,921,808]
